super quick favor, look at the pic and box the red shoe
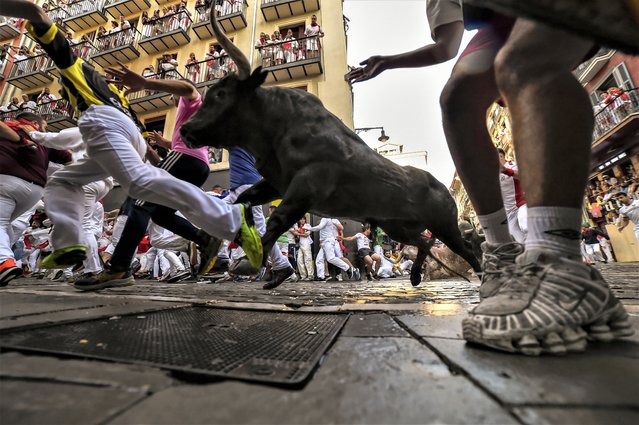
[0,258,22,286]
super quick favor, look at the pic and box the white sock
[525,206,582,258]
[477,208,512,244]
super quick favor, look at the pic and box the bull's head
[180,4,267,149]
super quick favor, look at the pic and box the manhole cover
[0,307,347,384]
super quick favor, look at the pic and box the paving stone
[0,380,146,425]
[514,407,639,425]
[425,338,639,406]
[0,293,101,318]
[0,352,174,392]
[112,337,515,425]
[341,313,410,337]
[396,309,471,340]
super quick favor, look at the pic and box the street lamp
[354,126,390,143]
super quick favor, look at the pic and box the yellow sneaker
[40,246,87,269]
[235,204,263,270]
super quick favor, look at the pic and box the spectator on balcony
[140,11,150,38]
[6,97,20,111]
[151,9,162,36]
[177,1,190,29]
[272,30,284,65]
[304,14,323,58]
[185,52,200,84]
[37,87,57,104]
[283,29,298,64]
[142,64,156,79]
[18,94,36,112]
[215,0,223,17]
[205,45,220,80]
[65,30,78,44]
[159,53,178,79]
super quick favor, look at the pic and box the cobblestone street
[1,262,638,424]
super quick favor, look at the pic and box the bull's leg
[411,236,434,287]
[234,179,281,206]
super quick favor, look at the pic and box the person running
[0,0,262,292]
[340,224,382,281]
[615,191,639,242]
[310,217,357,281]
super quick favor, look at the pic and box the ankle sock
[525,206,582,258]
[477,208,512,244]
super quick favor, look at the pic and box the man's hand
[147,130,171,150]
[345,56,387,84]
[105,61,148,96]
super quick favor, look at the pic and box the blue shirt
[229,148,262,190]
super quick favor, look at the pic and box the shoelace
[495,262,545,299]
[481,242,523,278]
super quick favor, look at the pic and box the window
[144,115,169,159]
[590,63,635,105]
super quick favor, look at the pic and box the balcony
[44,5,69,29]
[48,40,96,77]
[138,11,191,55]
[0,109,20,122]
[127,69,183,114]
[255,35,322,83]
[260,0,320,22]
[104,0,151,19]
[6,54,53,90]
[63,0,108,33]
[192,1,248,40]
[185,56,235,92]
[0,17,20,42]
[91,28,141,68]
[37,100,77,132]
[574,47,615,84]
[592,88,639,144]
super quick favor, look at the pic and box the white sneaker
[463,248,634,356]
[479,241,524,299]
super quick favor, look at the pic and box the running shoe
[167,270,191,283]
[234,204,263,270]
[197,231,223,276]
[0,258,21,286]
[462,248,634,356]
[263,267,295,290]
[41,246,87,270]
[479,241,524,299]
[74,265,134,291]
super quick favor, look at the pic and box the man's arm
[29,127,83,150]
[308,219,327,232]
[617,216,629,232]
[0,122,20,142]
[594,229,610,240]
[105,61,198,100]
[345,22,464,84]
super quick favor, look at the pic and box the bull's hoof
[410,270,421,287]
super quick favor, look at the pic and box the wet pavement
[0,262,638,424]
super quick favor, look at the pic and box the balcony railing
[593,88,639,143]
[63,0,108,33]
[0,17,21,41]
[91,27,141,68]
[37,99,77,131]
[128,69,183,113]
[255,35,322,82]
[6,54,54,90]
[185,56,236,89]
[0,109,20,122]
[47,40,96,76]
[192,1,248,39]
[45,5,69,22]
[260,0,320,22]
[138,10,191,55]
[104,0,151,19]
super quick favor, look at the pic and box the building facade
[1,0,354,190]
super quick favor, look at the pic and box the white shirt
[426,0,463,38]
[355,233,371,250]
[309,218,341,242]
[619,200,639,227]
[297,223,312,247]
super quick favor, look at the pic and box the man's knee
[440,72,495,117]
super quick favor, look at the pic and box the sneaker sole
[167,272,191,283]
[462,303,634,356]
[197,237,223,276]
[74,276,135,292]
[0,267,22,286]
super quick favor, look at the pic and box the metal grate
[0,307,347,385]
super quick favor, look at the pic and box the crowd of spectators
[592,86,638,139]
[255,15,324,68]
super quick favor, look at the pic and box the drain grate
[0,307,347,384]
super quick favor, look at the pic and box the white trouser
[600,244,615,262]
[318,239,349,277]
[297,244,314,279]
[400,259,413,274]
[10,206,37,246]
[161,249,185,273]
[517,204,528,233]
[226,184,289,271]
[105,215,127,255]
[81,180,110,273]
[584,243,604,262]
[44,105,241,254]
[0,175,43,262]
[506,207,526,243]
[152,234,189,252]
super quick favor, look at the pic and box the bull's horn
[209,4,250,80]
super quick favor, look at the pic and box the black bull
[180,70,481,286]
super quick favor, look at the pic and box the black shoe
[74,265,133,291]
[197,231,223,276]
[262,267,294,290]
[167,270,191,283]
[366,273,372,282]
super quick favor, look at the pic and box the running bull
[180,6,482,286]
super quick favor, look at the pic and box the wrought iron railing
[140,10,192,40]
[64,0,106,18]
[36,99,75,122]
[184,56,235,84]
[45,5,69,22]
[8,53,52,78]
[128,69,183,101]
[0,109,19,122]
[194,0,246,24]
[94,27,140,52]
[71,40,96,60]
[255,34,321,68]
[593,88,639,141]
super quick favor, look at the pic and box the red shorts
[459,14,516,60]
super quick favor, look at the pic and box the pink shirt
[171,93,209,165]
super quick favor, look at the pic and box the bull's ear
[245,67,267,91]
